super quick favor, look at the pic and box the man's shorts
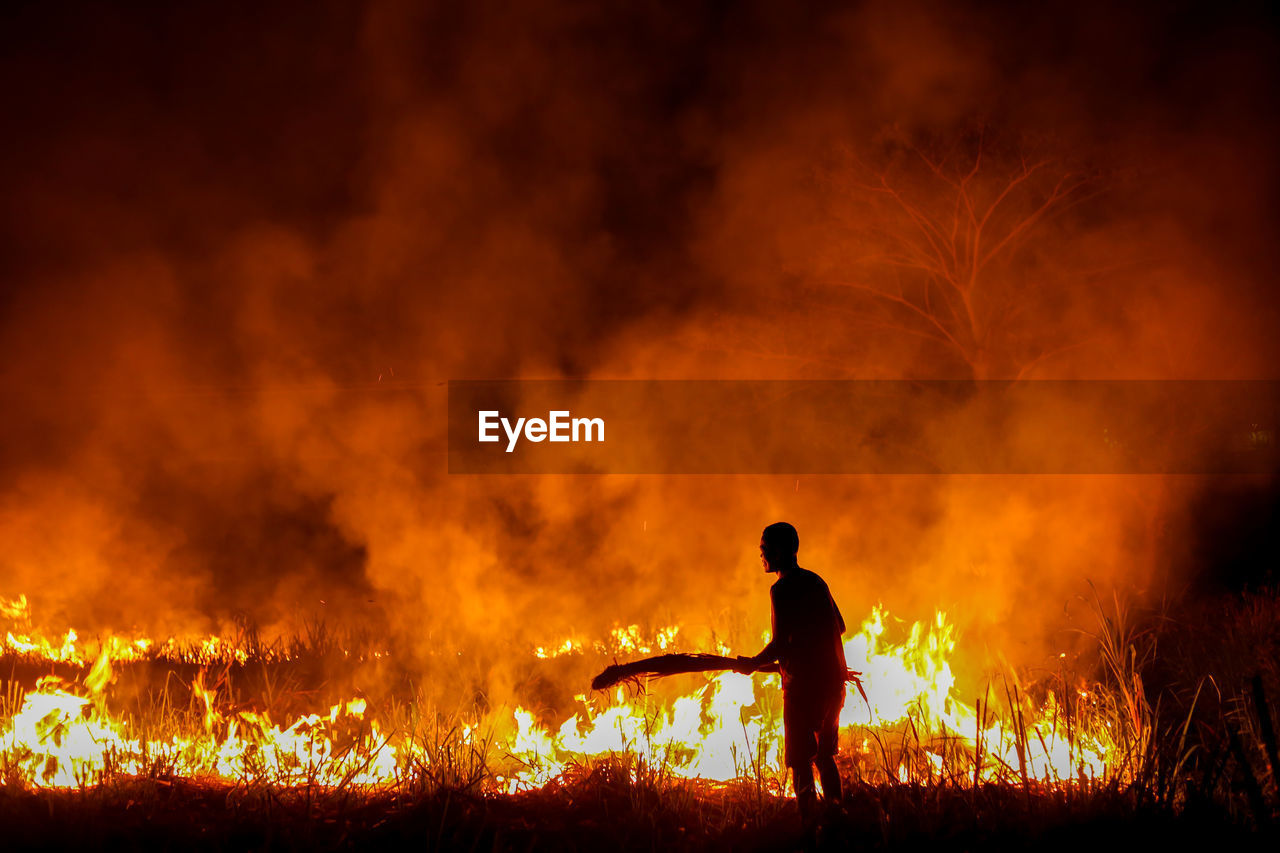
[782,683,845,768]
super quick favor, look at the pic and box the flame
[1,593,1118,792]
[535,624,679,660]
[501,606,1111,791]
[534,638,581,659]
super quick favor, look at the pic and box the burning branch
[590,653,870,710]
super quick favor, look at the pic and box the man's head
[760,521,799,574]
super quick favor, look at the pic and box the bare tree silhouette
[820,130,1105,380]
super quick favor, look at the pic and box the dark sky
[2,0,1276,383]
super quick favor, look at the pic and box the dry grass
[3,590,1280,849]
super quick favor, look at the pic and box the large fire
[0,592,1119,794]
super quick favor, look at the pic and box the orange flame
[1,594,1118,791]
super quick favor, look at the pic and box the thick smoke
[0,0,1276,704]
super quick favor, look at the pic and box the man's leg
[815,754,842,805]
[791,763,818,823]
[815,687,843,806]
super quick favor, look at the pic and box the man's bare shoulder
[792,566,827,586]
[772,568,824,595]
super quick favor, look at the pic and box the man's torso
[770,567,845,694]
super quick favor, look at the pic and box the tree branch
[978,172,1092,271]
[1013,337,1099,380]
[825,280,968,355]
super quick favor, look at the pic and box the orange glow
[1,593,1118,792]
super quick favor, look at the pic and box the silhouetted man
[738,521,846,822]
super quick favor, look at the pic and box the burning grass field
[2,590,1279,851]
